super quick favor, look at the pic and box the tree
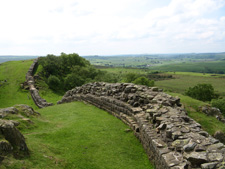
[48,75,61,90]
[185,84,217,101]
[124,73,139,83]
[132,76,154,87]
[64,73,85,90]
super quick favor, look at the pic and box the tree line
[38,53,154,92]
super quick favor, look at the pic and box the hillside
[2,58,225,168]
[0,60,38,108]
[0,60,153,168]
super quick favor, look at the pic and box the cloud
[0,0,224,55]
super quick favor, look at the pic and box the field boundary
[58,82,225,168]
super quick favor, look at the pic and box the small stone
[166,130,172,139]
[124,129,132,132]
[195,144,206,152]
[172,131,182,140]
[184,152,207,167]
[181,127,190,133]
[151,87,158,91]
[133,102,139,107]
[183,142,197,152]
[207,143,224,152]
[131,107,142,114]
[157,123,167,130]
[152,139,166,148]
[201,162,218,169]
[199,131,209,137]
[208,152,223,162]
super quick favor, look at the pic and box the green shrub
[132,76,154,87]
[185,83,217,101]
[94,71,120,83]
[211,99,225,116]
[64,73,85,90]
[47,75,61,90]
[124,73,139,83]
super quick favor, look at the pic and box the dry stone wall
[26,58,53,108]
[58,82,225,169]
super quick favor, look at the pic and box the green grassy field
[2,102,153,169]
[148,60,225,73]
[0,61,63,108]
[155,73,225,97]
[85,53,225,73]
[0,60,38,108]
[101,67,225,98]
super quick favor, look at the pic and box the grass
[0,60,153,168]
[0,60,38,109]
[1,102,153,169]
[2,59,225,168]
[155,73,225,97]
[101,67,225,98]
[0,60,63,108]
[148,60,225,73]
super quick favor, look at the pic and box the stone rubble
[58,82,225,169]
[0,104,38,162]
[199,105,225,124]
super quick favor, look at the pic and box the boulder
[0,119,29,157]
[214,131,225,144]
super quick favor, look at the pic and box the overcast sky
[0,0,225,56]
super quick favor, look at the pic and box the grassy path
[2,102,153,169]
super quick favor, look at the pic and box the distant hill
[0,55,39,63]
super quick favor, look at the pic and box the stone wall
[26,58,53,108]
[58,82,225,169]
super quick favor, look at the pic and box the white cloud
[0,0,224,55]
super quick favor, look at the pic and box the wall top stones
[58,82,225,169]
[26,58,53,108]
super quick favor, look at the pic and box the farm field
[101,67,225,98]
[85,53,225,74]
[148,60,225,73]
[155,72,225,97]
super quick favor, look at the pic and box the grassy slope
[2,59,225,168]
[0,60,38,109]
[2,102,153,169]
[0,60,153,168]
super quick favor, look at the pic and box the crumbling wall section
[26,59,53,108]
[58,82,225,169]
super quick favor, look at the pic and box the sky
[0,0,225,56]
